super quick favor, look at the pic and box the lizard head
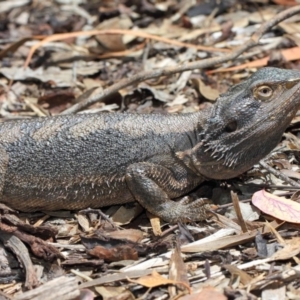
[190,67,300,179]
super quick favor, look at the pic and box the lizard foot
[165,198,213,223]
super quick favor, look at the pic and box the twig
[14,276,79,300]
[230,191,248,233]
[60,5,300,114]
[260,160,300,188]
[97,41,147,59]
[244,184,300,190]
[24,29,229,68]
[0,232,38,289]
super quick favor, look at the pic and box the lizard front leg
[125,162,211,223]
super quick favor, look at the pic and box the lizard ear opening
[225,120,237,133]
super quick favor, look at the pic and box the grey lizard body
[0,67,300,222]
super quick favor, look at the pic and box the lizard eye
[254,85,273,101]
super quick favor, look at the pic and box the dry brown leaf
[88,245,138,262]
[128,270,191,293]
[190,78,219,101]
[138,83,173,102]
[252,190,300,223]
[273,158,292,170]
[291,115,300,125]
[38,90,75,114]
[96,34,126,52]
[169,243,189,297]
[231,191,248,233]
[77,214,91,232]
[181,220,283,252]
[166,94,188,107]
[249,8,276,23]
[211,213,242,233]
[95,16,133,50]
[111,203,143,225]
[278,22,300,36]
[280,169,300,180]
[265,220,285,244]
[106,229,143,243]
[283,132,300,149]
[149,213,162,236]
[95,286,130,300]
[0,64,104,87]
[170,71,192,92]
[129,270,176,287]
[269,237,300,261]
[223,264,252,286]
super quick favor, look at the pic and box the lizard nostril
[225,121,237,133]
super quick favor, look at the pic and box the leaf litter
[1,1,300,300]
